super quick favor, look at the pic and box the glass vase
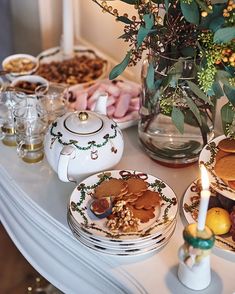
[138,55,216,167]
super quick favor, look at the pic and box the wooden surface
[0,223,48,294]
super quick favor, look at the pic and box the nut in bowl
[2,54,39,81]
[36,46,109,86]
[10,75,49,95]
[199,135,235,200]
[68,79,141,130]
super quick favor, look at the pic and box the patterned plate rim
[69,170,178,242]
[199,135,235,200]
[68,213,176,249]
[67,208,176,244]
[182,179,235,253]
[69,223,175,256]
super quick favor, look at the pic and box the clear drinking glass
[0,90,26,146]
[35,83,68,124]
[14,102,48,163]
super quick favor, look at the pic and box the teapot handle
[58,145,76,182]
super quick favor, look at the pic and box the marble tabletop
[0,126,234,294]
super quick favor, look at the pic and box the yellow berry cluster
[222,49,235,67]
[223,0,235,18]
[201,5,213,17]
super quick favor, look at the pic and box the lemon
[205,207,231,235]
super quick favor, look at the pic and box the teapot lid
[64,111,103,135]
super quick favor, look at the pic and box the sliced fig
[90,197,113,218]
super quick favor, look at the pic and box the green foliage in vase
[93,0,235,137]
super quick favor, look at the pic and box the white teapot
[44,94,124,182]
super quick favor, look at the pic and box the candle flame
[200,164,210,190]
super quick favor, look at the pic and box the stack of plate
[67,170,178,256]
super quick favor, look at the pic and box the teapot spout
[94,93,108,115]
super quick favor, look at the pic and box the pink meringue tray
[68,79,141,130]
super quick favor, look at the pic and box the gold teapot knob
[78,111,89,121]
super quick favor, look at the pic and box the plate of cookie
[182,179,235,253]
[199,135,235,200]
[68,170,178,254]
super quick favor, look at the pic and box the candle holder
[177,223,215,290]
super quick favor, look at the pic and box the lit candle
[197,164,211,231]
[63,0,74,56]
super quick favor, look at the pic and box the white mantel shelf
[0,126,234,294]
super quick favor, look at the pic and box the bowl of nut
[10,75,49,95]
[2,53,39,81]
[36,46,109,86]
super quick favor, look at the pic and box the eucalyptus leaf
[200,4,225,28]
[187,81,212,105]
[109,51,131,80]
[180,0,199,25]
[214,27,235,44]
[143,14,154,30]
[195,0,212,13]
[209,17,225,32]
[185,97,202,125]
[116,16,133,24]
[119,0,137,4]
[151,0,163,3]
[180,47,196,57]
[146,62,155,91]
[215,70,232,85]
[137,26,150,47]
[183,109,199,127]
[164,0,169,12]
[212,81,224,99]
[171,107,184,134]
[200,112,210,145]
[223,84,235,106]
[221,102,235,134]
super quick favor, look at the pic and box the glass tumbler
[35,83,68,124]
[0,91,26,146]
[14,103,48,163]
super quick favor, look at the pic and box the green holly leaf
[109,51,131,80]
[171,107,184,134]
[180,0,200,25]
[214,27,235,43]
[187,81,213,105]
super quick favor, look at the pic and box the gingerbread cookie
[215,149,230,162]
[94,178,127,198]
[127,205,155,223]
[218,138,235,153]
[125,178,148,195]
[133,190,161,210]
[214,155,235,181]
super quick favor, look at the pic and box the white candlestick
[197,189,210,231]
[63,0,74,56]
[197,165,211,231]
